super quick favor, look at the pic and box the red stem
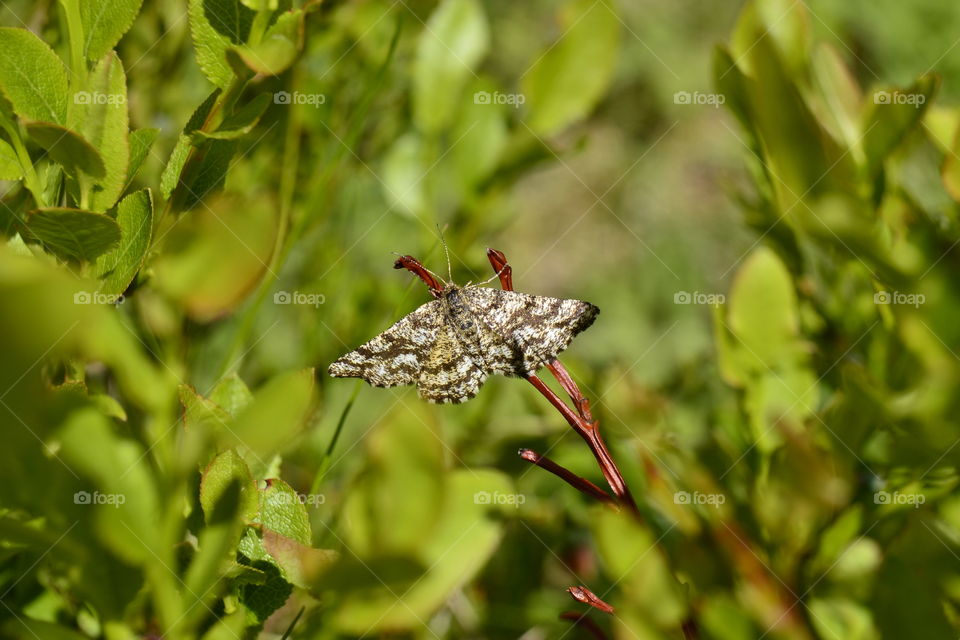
[394,254,443,298]
[519,448,615,504]
[567,585,616,614]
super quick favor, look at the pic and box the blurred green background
[2,0,960,638]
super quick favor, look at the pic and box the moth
[328,252,599,404]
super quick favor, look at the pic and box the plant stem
[2,120,44,206]
[567,585,615,614]
[519,448,615,504]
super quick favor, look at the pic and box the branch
[567,585,615,614]
[394,254,443,297]
[519,448,615,504]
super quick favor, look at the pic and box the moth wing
[463,288,599,376]
[416,323,487,404]
[328,300,444,388]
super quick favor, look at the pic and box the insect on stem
[485,248,640,516]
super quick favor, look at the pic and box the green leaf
[0,27,69,124]
[177,139,237,210]
[93,188,153,295]
[80,0,145,61]
[159,89,220,199]
[809,43,863,156]
[727,247,799,365]
[200,449,259,523]
[522,0,620,135]
[152,193,276,320]
[229,368,315,465]
[862,74,939,179]
[0,137,22,180]
[73,52,129,212]
[209,373,253,416]
[230,10,304,76]
[199,610,249,640]
[808,598,878,640]
[193,93,270,140]
[258,478,312,545]
[1,619,89,640]
[592,507,687,629]
[188,0,256,88]
[332,470,510,633]
[24,121,106,179]
[123,127,158,191]
[26,207,120,261]
[182,506,244,630]
[180,384,232,432]
[239,0,278,10]
[58,407,161,563]
[453,78,507,189]
[237,559,292,623]
[412,0,489,134]
[381,132,427,217]
[262,529,337,590]
[342,405,445,557]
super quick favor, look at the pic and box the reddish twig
[559,612,609,640]
[486,248,638,515]
[485,248,513,291]
[519,448,615,504]
[547,360,593,420]
[394,254,443,298]
[567,585,616,614]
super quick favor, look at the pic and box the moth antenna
[436,223,453,283]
